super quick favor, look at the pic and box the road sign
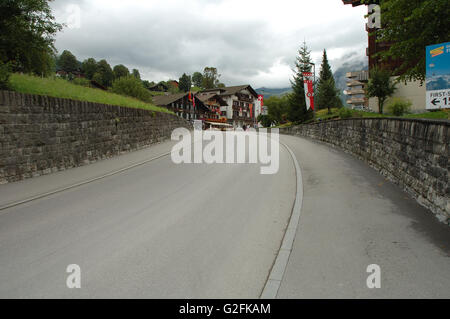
[426,42,450,110]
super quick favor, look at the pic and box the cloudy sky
[50,0,368,88]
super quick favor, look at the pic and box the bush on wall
[112,76,152,103]
[387,98,412,116]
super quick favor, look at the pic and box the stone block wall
[0,91,192,183]
[281,118,449,224]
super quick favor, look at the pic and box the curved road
[0,136,295,298]
[0,133,449,298]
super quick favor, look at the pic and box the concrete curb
[260,141,304,299]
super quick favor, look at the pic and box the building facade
[195,92,228,122]
[345,70,369,110]
[199,85,260,128]
[152,93,211,121]
[343,0,427,112]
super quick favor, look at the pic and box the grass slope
[275,108,449,128]
[314,108,449,121]
[9,74,172,114]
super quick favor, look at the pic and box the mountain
[256,54,368,103]
[426,74,450,91]
[255,87,292,98]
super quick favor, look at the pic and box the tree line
[178,67,226,92]
[57,50,144,87]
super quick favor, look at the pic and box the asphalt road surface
[0,135,295,298]
[0,132,449,298]
[277,135,450,299]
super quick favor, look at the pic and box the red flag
[258,95,264,106]
[302,72,314,111]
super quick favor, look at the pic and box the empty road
[0,132,449,298]
[0,136,295,298]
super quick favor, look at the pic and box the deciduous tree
[58,50,79,74]
[366,67,397,114]
[178,73,192,92]
[202,67,221,89]
[0,0,63,75]
[364,0,449,82]
[81,58,97,80]
[132,69,141,80]
[95,59,114,87]
[113,64,130,79]
[192,72,203,88]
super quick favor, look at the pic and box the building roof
[221,85,258,98]
[342,0,378,6]
[200,85,258,98]
[152,92,188,106]
[149,81,169,91]
[346,70,369,82]
[195,92,228,106]
[152,92,209,111]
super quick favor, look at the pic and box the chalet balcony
[347,97,366,104]
[232,105,249,111]
[347,89,365,95]
[235,94,254,103]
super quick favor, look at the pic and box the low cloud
[51,0,368,88]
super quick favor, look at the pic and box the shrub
[0,61,11,90]
[387,98,412,116]
[71,77,91,87]
[112,76,152,103]
[257,114,274,128]
[338,107,353,119]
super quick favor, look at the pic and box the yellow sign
[430,46,444,58]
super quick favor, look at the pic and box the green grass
[316,107,449,120]
[277,107,448,128]
[273,122,293,128]
[403,110,449,120]
[9,74,172,114]
[148,90,166,96]
[190,86,203,92]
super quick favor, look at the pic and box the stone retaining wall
[281,118,449,224]
[0,90,192,183]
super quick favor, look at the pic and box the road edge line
[0,151,171,212]
[0,130,205,212]
[260,141,304,299]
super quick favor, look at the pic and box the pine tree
[288,41,313,123]
[316,49,342,113]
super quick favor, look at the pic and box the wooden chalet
[199,85,259,127]
[149,82,169,92]
[152,92,211,121]
[195,92,228,121]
